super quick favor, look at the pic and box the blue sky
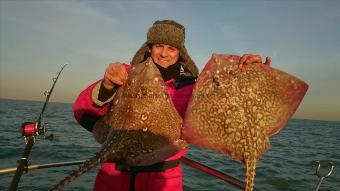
[0,0,339,121]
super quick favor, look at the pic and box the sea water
[0,99,339,191]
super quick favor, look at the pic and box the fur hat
[131,20,199,78]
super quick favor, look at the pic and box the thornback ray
[51,58,186,190]
[183,54,308,191]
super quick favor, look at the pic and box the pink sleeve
[73,64,130,131]
[73,80,111,131]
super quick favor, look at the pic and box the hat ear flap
[180,46,199,78]
[131,43,150,66]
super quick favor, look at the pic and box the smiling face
[150,44,180,68]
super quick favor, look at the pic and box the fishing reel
[21,121,46,142]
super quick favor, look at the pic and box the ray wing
[183,54,308,160]
[51,58,186,190]
[102,57,186,166]
[183,54,308,191]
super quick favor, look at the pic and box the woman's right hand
[102,62,128,90]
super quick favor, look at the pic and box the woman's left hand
[239,54,271,66]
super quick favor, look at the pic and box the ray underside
[183,54,308,191]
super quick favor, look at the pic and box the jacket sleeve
[73,64,130,132]
[73,80,112,132]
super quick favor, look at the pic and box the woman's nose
[160,48,168,57]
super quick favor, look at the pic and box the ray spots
[51,58,185,190]
[183,54,308,191]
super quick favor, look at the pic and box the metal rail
[2,157,255,191]
[1,160,85,176]
[181,156,260,191]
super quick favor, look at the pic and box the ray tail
[245,159,256,191]
[50,143,113,191]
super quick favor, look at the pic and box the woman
[73,20,270,191]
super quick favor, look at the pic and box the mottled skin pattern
[183,54,308,191]
[51,58,185,191]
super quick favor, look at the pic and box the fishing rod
[9,64,68,191]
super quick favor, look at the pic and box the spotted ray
[183,54,308,191]
[51,58,186,190]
